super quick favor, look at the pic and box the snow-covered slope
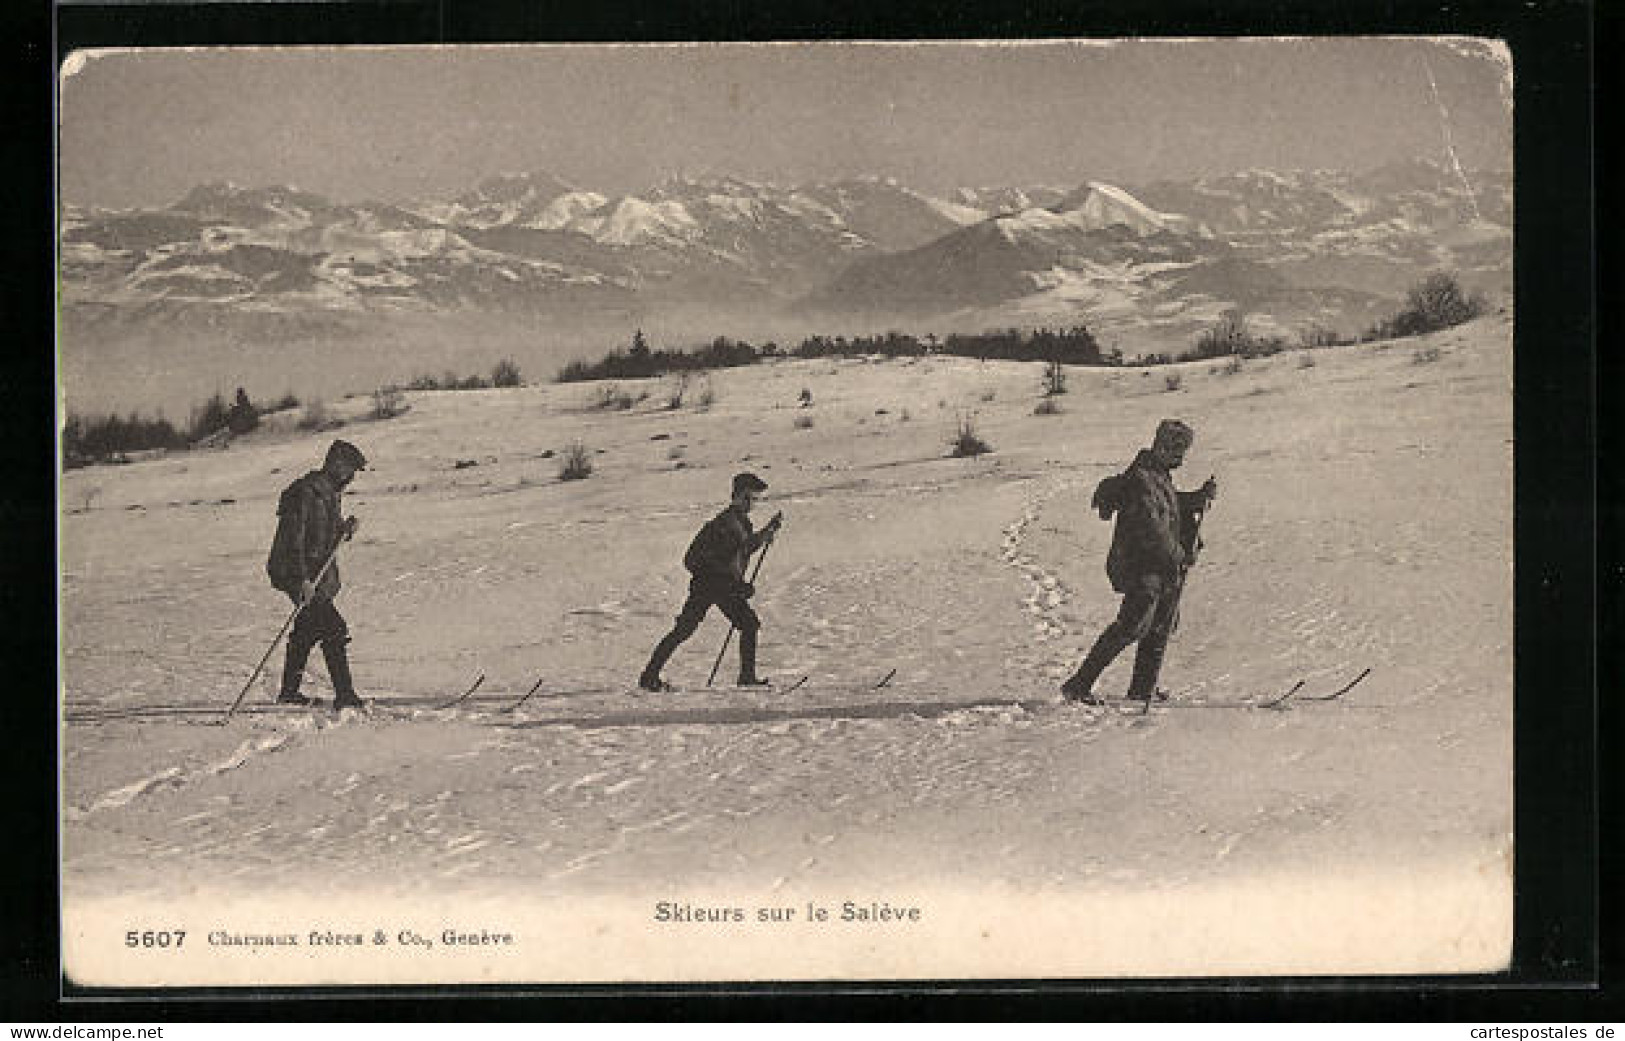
[60,312,1514,983]
[1068,181,1207,236]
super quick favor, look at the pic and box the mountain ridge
[61,160,1511,354]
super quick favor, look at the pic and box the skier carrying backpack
[1062,419,1217,705]
[265,439,368,710]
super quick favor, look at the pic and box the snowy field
[59,313,1513,984]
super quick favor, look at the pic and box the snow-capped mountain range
[60,160,1510,351]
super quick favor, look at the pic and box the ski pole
[221,526,352,724]
[706,532,776,687]
[1149,477,1214,716]
[1182,475,1217,574]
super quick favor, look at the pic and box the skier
[640,472,783,691]
[265,438,368,710]
[1061,419,1217,705]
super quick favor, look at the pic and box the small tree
[226,387,259,435]
[188,392,232,441]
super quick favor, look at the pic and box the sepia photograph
[57,37,1517,987]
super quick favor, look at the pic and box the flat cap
[1153,419,1194,453]
[325,439,368,470]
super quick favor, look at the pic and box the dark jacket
[1094,450,1206,594]
[683,506,768,597]
[266,470,345,598]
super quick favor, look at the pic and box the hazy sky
[59,38,1512,209]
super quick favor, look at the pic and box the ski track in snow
[999,475,1092,690]
[63,713,365,820]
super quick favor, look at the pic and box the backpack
[1091,473,1126,520]
[265,479,308,593]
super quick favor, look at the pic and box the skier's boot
[324,639,367,712]
[1061,634,1125,704]
[1124,638,1169,703]
[736,628,769,686]
[278,636,316,705]
[640,626,690,692]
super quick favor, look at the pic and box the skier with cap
[640,472,784,691]
[265,438,369,710]
[1061,419,1217,705]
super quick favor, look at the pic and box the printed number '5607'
[125,930,185,948]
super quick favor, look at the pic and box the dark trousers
[1068,576,1182,697]
[644,579,760,681]
[280,593,355,698]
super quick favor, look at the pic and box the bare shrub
[62,412,186,465]
[1220,357,1245,376]
[1164,373,1184,392]
[592,384,636,410]
[950,414,992,457]
[793,414,815,429]
[1413,345,1444,364]
[371,385,407,420]
[1041,359,1067,396]
[666,374,690,410]
[559,441,593,481]
[298,400,329,431]
[695,380,717,409]
[1192,309,1251,359]
[491,358,523,388]
[1033,397,1062,416]
[1300,324,1345,349]
[1379,272,1487,339]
